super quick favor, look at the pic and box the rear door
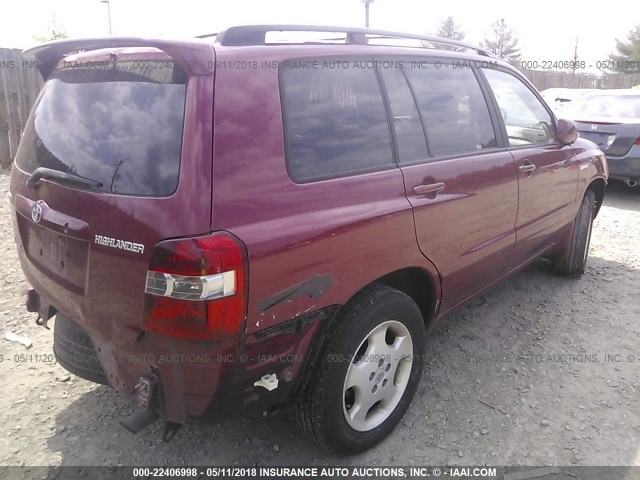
[9,46,214,345]
[480,67,579,260]
[379,60,519,313]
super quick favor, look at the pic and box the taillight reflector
[143,232,246,341]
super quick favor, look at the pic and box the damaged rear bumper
[48,300,338,425]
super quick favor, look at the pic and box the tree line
[431,16,639,74]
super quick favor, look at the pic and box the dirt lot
[0,168,639,468]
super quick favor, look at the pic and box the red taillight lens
[635,137,640,145]
[143,232,246,341]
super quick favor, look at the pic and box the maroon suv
[8,26,607,454]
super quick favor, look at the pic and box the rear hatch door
[9,39,215,345]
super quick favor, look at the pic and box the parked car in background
[565,89,640,187]
[540,88,597,114]
[8,25,607,454]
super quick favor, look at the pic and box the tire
[53,313,108,385]
[296,285,426,454]
[554,190,595,278]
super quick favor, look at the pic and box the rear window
[565,94,640,121]
[15,59,187,196]
[280,60,393,182]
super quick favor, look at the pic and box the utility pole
[363,0,374,28]
[571,37,579,76]
[101,0,112,35]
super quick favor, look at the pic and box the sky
[0,0,637,73]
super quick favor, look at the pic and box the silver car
[566,89,640,187]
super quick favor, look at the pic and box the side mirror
[556,118,578,145]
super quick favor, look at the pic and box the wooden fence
[0,48,43,168]
[521,68,640,91]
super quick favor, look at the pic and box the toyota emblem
[31,203,43,223]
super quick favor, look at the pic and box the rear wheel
[296,285,425,454]
[554,190,595,278]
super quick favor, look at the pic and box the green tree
[423,17,466,50]
[34,14,69,42]
[481,18,521,63]
[608,25,640,73]
[432,16,466,51]
[436,17,465,41]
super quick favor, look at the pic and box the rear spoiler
[23,37,215,80]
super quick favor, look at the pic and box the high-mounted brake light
[143,232,247,341]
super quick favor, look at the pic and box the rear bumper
[606,145,640,179]
[42,285,335,424]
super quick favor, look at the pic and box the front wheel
[554,190,596,277]
[296,285,426,454]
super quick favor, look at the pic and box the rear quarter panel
[210,48,442,334]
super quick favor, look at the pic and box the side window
[280,61,393,182]
[378,66,428,163]
[404,64,497,157]
[482,68,554,146]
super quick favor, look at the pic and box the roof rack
[204,25,496,58]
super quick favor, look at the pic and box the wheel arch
[375,267,439,328]
[586,177,606,218]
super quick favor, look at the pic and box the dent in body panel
[257,274,332,314]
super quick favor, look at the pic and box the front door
[481,68,579,259]
[378,61,519,313]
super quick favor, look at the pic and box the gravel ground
[0,168,639,468]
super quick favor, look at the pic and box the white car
[541,88,597,114]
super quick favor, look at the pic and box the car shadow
[603,180,640,212]
[46,253,640,467]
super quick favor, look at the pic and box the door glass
[483,69,554,146]
[280,60,394,182]
[378,66,428,163]
[404,65,497,157]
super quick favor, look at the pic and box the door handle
[413,182,445,196]
[519,164,536,173]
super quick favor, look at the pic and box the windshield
[15,60,187,196]
[565,94,640,121]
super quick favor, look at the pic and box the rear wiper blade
[26,167,103,190]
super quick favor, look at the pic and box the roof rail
[208,25,496,57]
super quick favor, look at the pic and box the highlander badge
[94,235,145,254]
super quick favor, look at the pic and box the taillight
[143,232,246,341]
[635,137,640,145]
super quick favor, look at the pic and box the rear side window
[16,60,187,196]
[280,61,393,182]
[378,66,428,163]
[404,65,497,157]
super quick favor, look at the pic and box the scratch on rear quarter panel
[257,274,333,314]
